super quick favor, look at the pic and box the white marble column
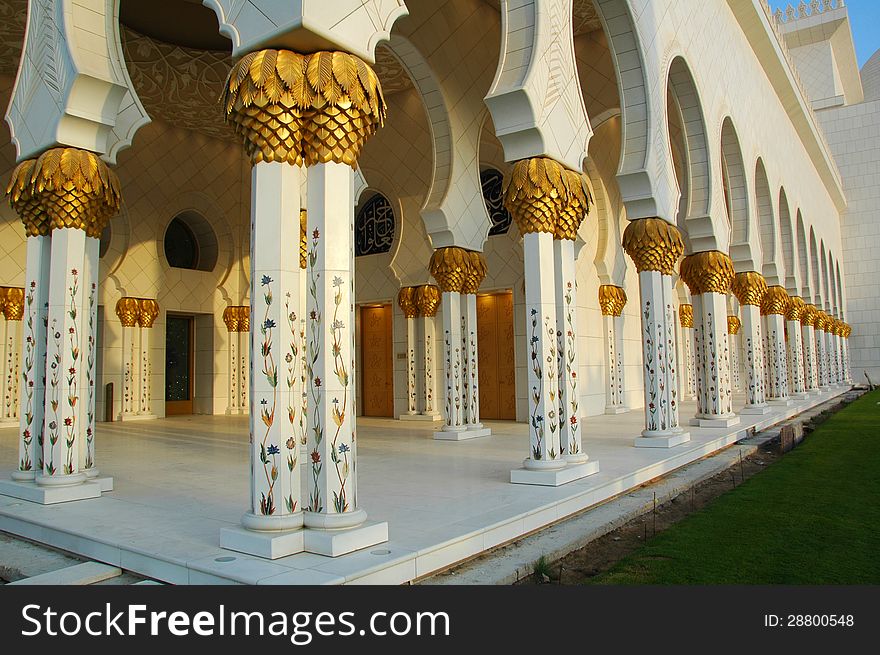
[1,289,23,424]
[461,291,490,437]
[554,238,585,460]
[761,295,790,407]
[679,305,696,400]
[223,306,244,414]
[691,292,738,427]
[815,318,829,389]
[412,284,442,421]
[785,298,807,398]
[727,316,742,393]
[116,297,140,419]
[801,305,819,393]
[600,285,627,414]
[13,238,50,479]
[826,322,840,384]
[397,287,419,417]
[740,304,770,414]
[39,228,89,486]
[437,289,465,435]
[244,161,303,532]
[80,237,100,475]
[137,299,158,418]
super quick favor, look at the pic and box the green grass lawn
[590,390,880,584]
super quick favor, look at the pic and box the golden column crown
[239,306,250,332]
[555,169,591,240]
[299,209,307,269]
[727,315,741,335]
[503,157,580,236]
[0,287,6,315]
[413,285,441,317]
[461,251,488,295]
[397,287,419,319]
[679,303,694,328]
[844,324,852,338]
[2,287,24,321]
[801,304,818,327]
[731,271,767,306]
[833,319,843,336]
[223,49,386,168]
[621,218,684,275]
[679,250,735,295]
[115,297,140,327]
[814,311,827,331]
[760,286,790,316]
[598,285,627,317]
[429,247,470,293]
[7,148,121,238]
[222,306,241,332]
[785,296,806,322]
[6,159,48,236]
[137,299,160,328]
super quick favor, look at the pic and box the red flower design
[63,417,72,426]
[310,451,321,464]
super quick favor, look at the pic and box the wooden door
[165,315,194,415]
[360,304,394,417]
[477,291,516,420]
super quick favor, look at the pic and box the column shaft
[304,160,363,527]
[81,237,99,474]
[523,231,563,468]
[423,314,437,415]
[740,305,768,409]
[786,319,806,396]
[245,161,302,529]
[14,236,50,479]
[603,314,619,409]
[816,328,829,388]
[802,324,818,391]
[693,292,735,421]
[440,291,464,431]
[764,314,789,400]
[405,316,417,414]
[463,293,482,428]
[554,239,583,459]
[40,228,88,484]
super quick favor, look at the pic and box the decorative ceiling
[0,0,26,77]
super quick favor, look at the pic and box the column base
[791,392,810,400]
[741,404,773,415]
[768,398,796,407]
[303,521,389,557]
[219,526,305,560]
[633,432,691,448]
[399,413,443,422]
[604,406,629,415]
[689,416,741,428]
[433,427,490,441]
[0,477,108,504]
[117,413,159,422]
[510,460,599,487]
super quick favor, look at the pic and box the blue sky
[772,0,880,67]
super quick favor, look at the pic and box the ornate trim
[621,218,684,275]
[598,285,627,317]
[679,251,735,295]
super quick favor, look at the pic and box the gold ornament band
[6,148,121,237]
[731,271,767,307]
[115,297,140,328]
[598,285,627,317]
[503,157,586,236]
[621,218,684,275]
[679,303,694,328]
[413,285,440,317]
[429,247,470,293]
[727,315,741,335]
[138,299,160,328]
[760,286,790,316]
[222,306,241,332]
[397,287,418,319]
[0,287,25,321]
[461,251,488,295]
[801,304,818,327]
[223,49,385,167]
[785,296,806,322]
[679,250,735,295]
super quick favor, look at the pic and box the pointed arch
[778,188,797,294]
[810,226,822,308]
[722,118,754,270]
[796,212,810,302]
[755,159,780,284]
[820,241,830,312]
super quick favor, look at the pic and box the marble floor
[0,387,850,584]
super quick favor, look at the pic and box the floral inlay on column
[731,272,769,411]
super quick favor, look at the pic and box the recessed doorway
[165,314,194,415]
[477,290,516,420]
[360,303,394,417]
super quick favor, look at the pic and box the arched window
[355,193,395,257]
[480,169,511,236]
[163,211,219,271]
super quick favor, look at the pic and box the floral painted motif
[425,332,434,412]
[45,323,61,475]
[257,274,279,515]
[328,274,351,514]
[444,329,452,427]
[643,300,658,431]
[460,314,469,418]
[562,280,579,454]
[528,309,545,458]
[284,293,299,514]
[85,282,96,470]
[18,280,37,473]
[63,270,80,476]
